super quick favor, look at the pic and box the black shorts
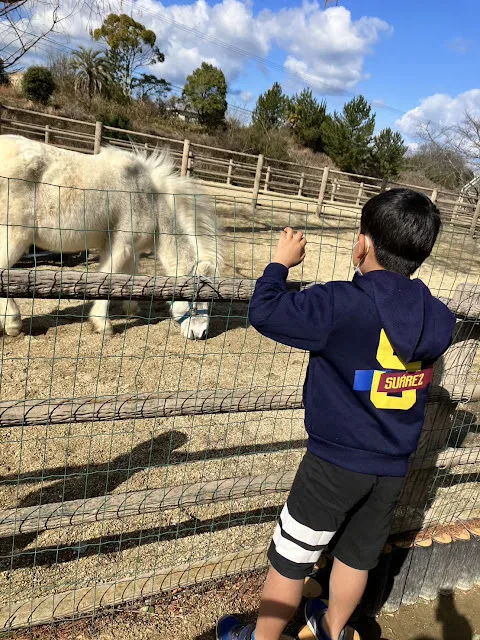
[268,451,404,579]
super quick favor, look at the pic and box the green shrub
[22,66,55,104]
[94,105,131,140]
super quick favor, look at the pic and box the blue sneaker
[304,599,345,640]
[216,616,255,640]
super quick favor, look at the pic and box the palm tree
[70,47,111,101]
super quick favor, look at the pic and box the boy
[216,189,456,640]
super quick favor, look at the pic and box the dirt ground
[0,193,479,612]
[12,572,480,640]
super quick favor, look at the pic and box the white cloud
[1,0,391,94]
[396,89,480,138]
[259,5,391,92]
[447,37,474,55]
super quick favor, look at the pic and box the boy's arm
[248,262,334,351]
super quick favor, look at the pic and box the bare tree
[0,1,116,71]
[414,113,480,191]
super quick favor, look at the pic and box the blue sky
[3,0,480,141]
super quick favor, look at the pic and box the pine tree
[252,82,287,130]
[369,128,407,179]
[322,95,375,173]
[287,89,327,152]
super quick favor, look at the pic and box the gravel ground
[0,193,479,611]
[10,572,480,640]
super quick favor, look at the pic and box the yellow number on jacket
[370,330,421,410]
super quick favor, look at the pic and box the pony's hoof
[123,301,139,318]
[4,323,22,337]
[91,321,114,337]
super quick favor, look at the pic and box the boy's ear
[357,233,367,256]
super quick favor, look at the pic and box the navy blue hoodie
[249,263,456,477]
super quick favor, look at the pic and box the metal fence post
[94,121,103,154]
[252,154,264,212]
[316,166,329,217]
[181,139,190,177]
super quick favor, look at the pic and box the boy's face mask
[352,236,370,276]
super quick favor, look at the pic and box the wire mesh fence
[0,161,479,631]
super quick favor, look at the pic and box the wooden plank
[2,439,477,537]
[0,545,269,630]
[419,532,453,600]
[0,385,304,428]
[2,269,480,322]
[0,469,296,537]
[400,537,433,606]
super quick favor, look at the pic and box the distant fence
[1,104,479,235]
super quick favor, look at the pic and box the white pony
[0,135,223,339]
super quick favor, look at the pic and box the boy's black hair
[360,188,441,277]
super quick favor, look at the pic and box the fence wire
[0,175,478,631]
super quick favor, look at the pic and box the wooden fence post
[298,172,305,197]
[431,188,438,203]
[380,176,388,192]
[356,182,364,206]
[470,198,480,238]
[226,158,234,185]
[93,121,103,154]
[0,106,4,135]
[330,178,338,202]
[44,125,51,144]
[264,166,271,192]
[453,194,463,217]
[316,167,329,217]
[181,139,190,177]
[187,151,193,178]
[252,154,264,212]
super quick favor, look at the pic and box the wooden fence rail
[1,445,479,539]
[1,104,479,235]
[1,269,480,317]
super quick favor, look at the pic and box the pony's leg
[121,251,139,318]
[0,230,29,336]
[156,238,199,339]
[89,241,129,336]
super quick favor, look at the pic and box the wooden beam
[0,446,478,539]
[0,323,478,430]
[0,269,258,302]
[1,270,480,321]
[0,469,296,538]
[0,545,270,630]
[0,386,304,428]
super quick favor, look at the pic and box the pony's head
[170,261,217,340]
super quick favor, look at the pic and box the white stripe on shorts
[280,504,336,547]
[272,525,322,564]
